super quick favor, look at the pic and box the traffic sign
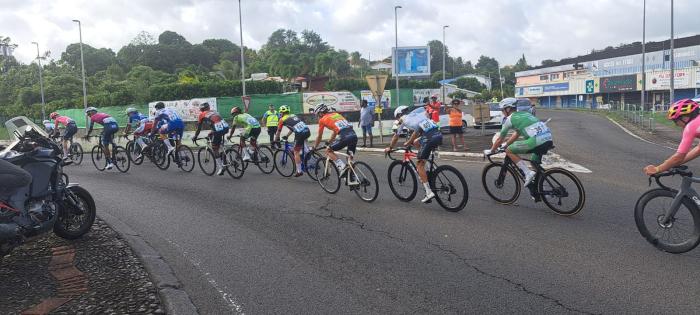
[242,95,251,112]
[366,75,389,107]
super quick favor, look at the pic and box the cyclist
[228,107,262,162]
[644,99,700,176]
[384,105,442,203]
[84,107,119,170]
[484,97,553,186]
[43,120,55,134]
[151,102,185,156]
[124,107,153,160]
[312,104,358,176]
[49,112,78,158]
[274,105,311,177]
[192,102,230,175]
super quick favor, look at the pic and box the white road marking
[606,117,675,151]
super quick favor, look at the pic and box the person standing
[448,99,467,151]
[428,94,442,123]
[358,100,374,147]
[262,104,280,148]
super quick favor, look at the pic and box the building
[515,35,700,109]
[439,74,492,90]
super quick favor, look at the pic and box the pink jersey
[54,116,74,127]
[90,113,116,125]
[677,118,700,153]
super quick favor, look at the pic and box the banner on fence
[148,98,217,121]
[360,90,391,109]
[647,70,691,90]
[412,88,454,105]
[302,92,359,113]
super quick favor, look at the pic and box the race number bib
[246,117,259,127]
[419,119,436,131]
[214,120,229,132]
[293,121,307,133]
[334,119,350,130]
[525,122,549,138]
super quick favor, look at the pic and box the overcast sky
[3,0,697,67]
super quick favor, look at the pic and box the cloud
[3,0,697,68]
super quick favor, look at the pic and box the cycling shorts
[329,129,357,155]
[294,130,311,151]
[102,122,119,145]
[210,128,229,146]
[418,129,442,160]
[245,127,261,141]
[63,122,78,140]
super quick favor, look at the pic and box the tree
[158,31,191,46]
[212,60,240,80]
[454,77,486,92]
[541,59,557,67]
[60,43,116,75]
[130,31,157,46]
[427,40,450,76]
[514,54,529,71]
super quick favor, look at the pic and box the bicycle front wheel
[70,142,83,165]
[315,158,340,194]
[154,143,170,170]
[387,160,417,202]
[635,188,700,253]
[176,145,195,172]
[198,147,217,176]
[126,141,144,165]
[481,162,521,205]
[430,165,469,212]
[113,146,131,173]
[274,149,295,177]
[351,161,379,202]
[305,151,323,181]
[225,148,245,179]
[538,168,585,216]
[91,145,106,171]
[256,145,275,174]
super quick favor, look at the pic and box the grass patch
[0,127,8,140]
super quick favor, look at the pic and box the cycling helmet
[85,106,97,113]
[43,120,50,124]
[313,104,329,116]
[126,107,138,115]
[154,102,165,110]
[394,105,409,118]
[199,102,210,111]
[49,112,59,119]
[279,105,290,113]
[230,106,241,116]
[431,94,438,99]
[668,99,700,120]
[499,97,518,110]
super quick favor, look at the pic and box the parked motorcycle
[0,116,96,258]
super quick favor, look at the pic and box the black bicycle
[87,134,130,173]
[386,147,468,212]
[482,144,585,215]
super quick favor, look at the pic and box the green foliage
[454,77,486,92]
[149,80,282,101]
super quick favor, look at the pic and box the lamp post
[72,19,88,127]
[641,0,647,111]
[31,42,46,120]
[498,65,504,99]
[238,0,246,97]
[669,0,675,104]
[394,5,401,108]
[442,25,448,104]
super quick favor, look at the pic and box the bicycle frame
[659,175,700,225]
[320,149,361,185]
[279,139,311,172]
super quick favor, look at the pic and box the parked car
[473,103,504,129]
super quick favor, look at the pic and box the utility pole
[641,0,647,110]
[72,19,88,127]
[32,42,46,120]
[394,5,401,108]
[669,0,675,105]
[442,25,449,104]
[238,0,246,96]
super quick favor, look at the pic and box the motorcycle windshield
[5,116,49,139]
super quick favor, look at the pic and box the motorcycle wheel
[54,186,96,239]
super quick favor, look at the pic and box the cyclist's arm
[313,124,325,148]
[150,117,160,136]
[682,145,700,163]
[403,129,419,147]
[86,120,94,136]
[192,122,203,139]
[504,131,520,146]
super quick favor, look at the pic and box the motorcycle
[0,116,96,258]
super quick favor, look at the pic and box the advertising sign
[543,82,569,93]
[527,86,543,95]
[392,46,430,77]
[148,98,217,122]
[302,92,358,113]
[696,68,700,87]
[648,70,691,90]
[585,80,595,94]
[600,75,637,92]
[412,88,453,104]
[361,90,391,109]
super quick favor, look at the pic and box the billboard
[543,82,570,93]
[148,98,217,122]
[393,46,430,77]
[647,70,691,90]
[600,75,637,93]
[302,92,359,113]
[360,90,391,109]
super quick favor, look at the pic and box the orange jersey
[318,112,351,134]
[448,108,462,126]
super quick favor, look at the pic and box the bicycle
[50,134,83,165]
[482,144,585,216]
[87,134,130,173]
[227,135,275,175]
[314,146,379,202]
[386,147,469,212]
[124,134,154,165]
[273,137,322,180]
[194,137,244,178]
[150,135,195,172]
[635,166,700,253]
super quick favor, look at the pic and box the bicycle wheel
[113,146,131,173]
[537,168,585,216]
[430,165,469,212]
[350,161,379,202]
[635,188,700,253]
[315,158,340,194]
[70,142,83,165]
[176,145,195,172]
[305,151,323,181]
[225,148,245,179]
[255,145,275,174]
[126,141,143,165]
[231,144,248,171]
[90,145,106,171]
[274,149,295,177]
[481,162,521,205]
[197,147,217,176]
[387,160,417,202]
[154,142,170,170]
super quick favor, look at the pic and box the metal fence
[606,102,658,132]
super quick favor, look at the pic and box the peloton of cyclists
[274,105,311,177]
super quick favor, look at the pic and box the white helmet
[85,106,97,113]
[499,98,518,110]
[126,107,138,115]
[43,120,50,124]
[313,104,329,116]
[394,105,409,118]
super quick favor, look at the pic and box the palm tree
[212,60,239,80]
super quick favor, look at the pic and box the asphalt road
[68,109,700,314]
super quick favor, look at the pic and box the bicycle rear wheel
[315,158,340,194]
[350,161,379,202]
[538,168,585,216]
[90,145,106,171]
[635,188,700,253]
[70,142,83,165]
[198,147,217,176]
[430,165,469,212]
[304,151,322,181]
[154,142,170,170]
[126,141,145,165]
[274,149,295,177]
[481,162,521,205]
[387,160,417,202]
[225,148,245,179]
[113,146,131,173]
[256,145,275,174]
[176,145,195,172]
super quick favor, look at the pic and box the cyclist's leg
[293,131,310,174]
[417,132,441,200]
[63,123,77,155]
[160,124,175,152]
[507,137,538,177]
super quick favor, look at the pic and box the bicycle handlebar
[649,165,693,190]
[385,146,413,161]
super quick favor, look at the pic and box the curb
[356,147,488,159]
[97,212,199,315]
[605,117,675,151]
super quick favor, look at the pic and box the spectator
[261,104,280,148]
[359,100,374,147]
[448,99,467,151]
[427,94,441,123]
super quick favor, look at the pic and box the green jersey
[499,111,550,140]
[232,113,261,133]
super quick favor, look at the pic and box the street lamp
[442,25,449,103]
[238,0,246,97]
[641,0,646,110]
[669,0,675,104]
[72,19,88,127]
[31,41,46,120]
[394,5,401,107]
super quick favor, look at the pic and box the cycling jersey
[154,108,182,124]
[318,112,352,134]
[88,113,119,145]
[128,113,148,128]
[278,114,309,134]
[53,116,75,127]
[89,113,117,127]
[499,111,551,142]
[232,113,261,135]
[154,108,184,138]
[398,108,439,133]
[134,119,154,135]
[677,117,700,154]
[198,110,229,132]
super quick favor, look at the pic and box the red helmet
[668,99,700,120]
[49,112,59,119]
